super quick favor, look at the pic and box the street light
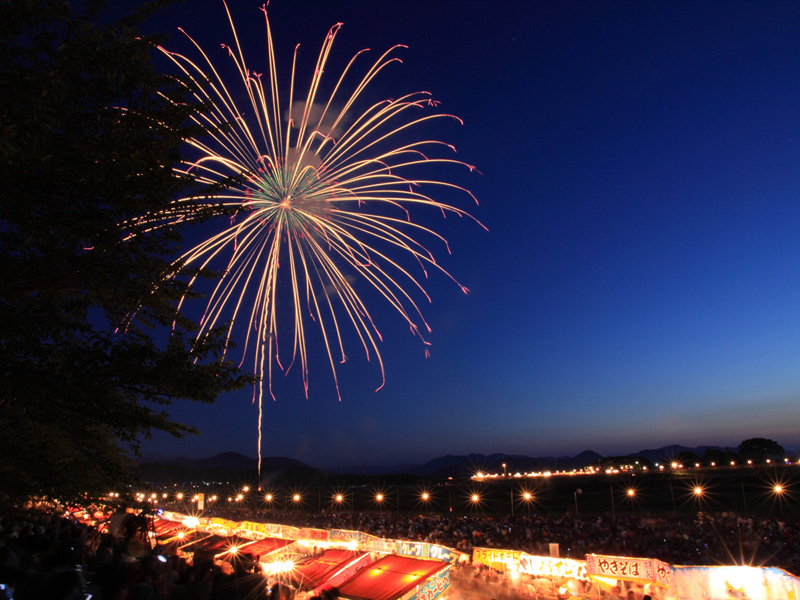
[521,491,534,516]
[773,484,786,516]
[574,489,582,514]
[470,493,481,512]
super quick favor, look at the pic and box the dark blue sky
[139,0,800,468]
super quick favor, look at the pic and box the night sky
[138,0,800,468]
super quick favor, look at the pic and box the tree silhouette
[737,438,785,462]
[0,0,251,503]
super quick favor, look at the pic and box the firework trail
[150,2,482,469]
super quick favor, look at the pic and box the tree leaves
[0,0,254,504]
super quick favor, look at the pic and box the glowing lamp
[183,517,199,528]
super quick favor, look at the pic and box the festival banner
[364,536,396,554]
[473,547,521,572]
[298,527,328,541]
[397,540,429,559]
[651,558,674,589]
[278,524,301,539]
[404,565,451,600]
[586,554,653,583]
[518,554,588,581]
[329,529,368,543]
[428,545,456,564]
[239,521,269,537]
[208,517,237,534]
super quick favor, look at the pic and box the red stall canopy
[238,537,294,558]
[176,533,225,553]
[152,518,188,539]
[193,534,252,555]
[287,549,366,591]
[336,555,447,600]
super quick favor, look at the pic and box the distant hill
[137,452,319,485]
[325,446,739,477]
[139,445,746,483]
[632,445,736,464]
[328,450,605,478]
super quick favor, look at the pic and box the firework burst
[151,3,482,466]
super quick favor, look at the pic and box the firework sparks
[150,3,482,468]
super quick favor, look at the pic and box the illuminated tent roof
[152,518,188,539]
[286,549,366,591]
[176,533,228,553]
[159,528,205,547]
[187,534,253,555]
[237,537,294,558]
[336,555,447,600]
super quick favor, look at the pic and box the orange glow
[183,517,199,528]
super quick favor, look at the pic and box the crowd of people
[1,503,799,600]
[0,508,285,600]
[211,506,800,574]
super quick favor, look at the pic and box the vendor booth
[286,549,370,596]
[335,554,450,600]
